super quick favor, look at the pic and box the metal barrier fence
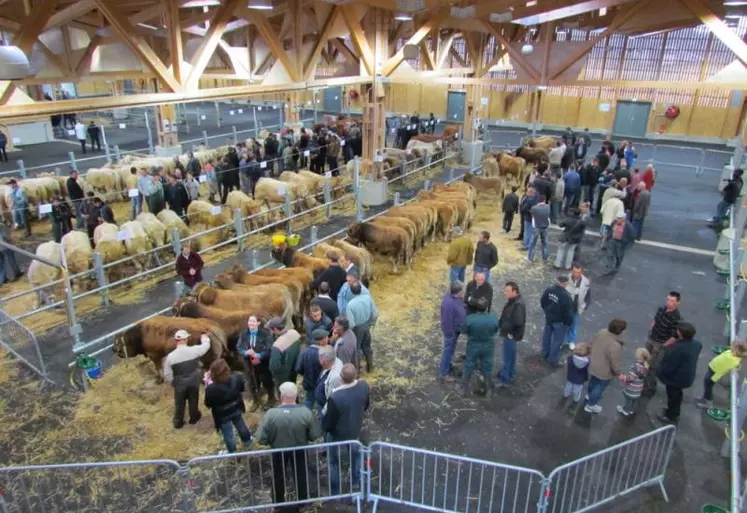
[543,425,676,513]
[0,428,677,513]
[0,308,51,386]
[367,442,546,513]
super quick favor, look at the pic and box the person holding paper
[175,244,204,296]
[165,174,190,218]
[74,120,87,154]
[8,179,30,237]
[51,197,73,243]
[67,170,85,229]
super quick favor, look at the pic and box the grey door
[447,90,466,124]
[612,101,651,138]
[323,87,342,113]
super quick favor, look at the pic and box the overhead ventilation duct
[0,44,30,80]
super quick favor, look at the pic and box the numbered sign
[277,184,287,195]
[374,155,384,163]
[480,97,488,105]
[436,119,441,123]
[12,138,20,145]
[210,206,222,215]
[430,120,435,125]
[201,115,206,120]
[304,150,310,157]
[260,161,267,169]
[340,140,345,146]
[324,171,332,178]
[238,109,244,114]
[198,175,207,183]
[119,123,126,129]
[258,106,262,111]
[390,129,396,134]
[38,203,52,215]
[67,130,75,136]
[128,188,139,198]
[116,230,130,241]
[273,105,278,109]
[229,110,235,116]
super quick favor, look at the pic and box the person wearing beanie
[256,382,320,512]
[295,328,329,410]
[459,296,500,398]
[163,329,212,429]
[266,317,302,388]
[446,226,473,284]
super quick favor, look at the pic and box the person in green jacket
[446,227,474,284]
[460,296,500,398]
[266,317,302,388]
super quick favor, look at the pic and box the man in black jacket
[596,148,611,173]
[310,282,340,321]
[496,281,526,387]
[554,205,588,269]
[464,270,493,314]
[264,134,279,176]
[87,121,102,151]
[580,159,600,206]
[502,186,519,233]
[324,363,370,495]
[165,174,190,217]
[540,276,575,366]
[656,322,702,424]
[472,231,498,283]
[67,170,85,229]
[710,168,743,226]
[312,252,347,301]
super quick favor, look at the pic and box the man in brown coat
[584,318,626,414]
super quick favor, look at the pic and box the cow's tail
[207,324,229,358]
[280,288,295,329]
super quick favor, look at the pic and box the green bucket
[707,408,730,422]
[713,345,730,355]
[76,355,102,379]
[702,505,728,513]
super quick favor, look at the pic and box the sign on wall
[599,103,611,112]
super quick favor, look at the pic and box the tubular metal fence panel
[0,460,186,513]
[367,442,547,513]
[543,425,676,513]
[0,308,51,386]
[186,441,364,513]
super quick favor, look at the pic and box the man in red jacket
[175,245,204,296]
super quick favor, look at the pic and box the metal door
[447,90,466,124]
[612,101,651,138]
[323,86,342,113]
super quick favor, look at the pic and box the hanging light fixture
[0,42,30,80]
[394,12,413,20]
[247,0,273,10]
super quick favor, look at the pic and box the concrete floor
[3,114,741,511]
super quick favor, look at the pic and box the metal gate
[612,101,651,138]
[447,90,467,124]
[0,308,52,386]
[323,86,343,113]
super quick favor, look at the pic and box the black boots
[365,354,374,373]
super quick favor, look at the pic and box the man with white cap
[163,329,212,429]
[256,381,320,513]
[604,211,635,275]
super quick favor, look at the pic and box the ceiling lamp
[394,12,413,20]
[521,43,534,54]
[247,0,273,9]
[599,6,607,15]
[0,44,30,80]
[723,1,747,5]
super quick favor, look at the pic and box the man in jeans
[527,196,550,263]
[496,281,526,387]
[584,319,625,414]
[324,364,370,495]
[520,186,539,249]
[438,281,466,382]
[472,230,498,283]
[643,291,683,397]
[540,276,574,366]
[446,227,473,283]
[709,168,743,226]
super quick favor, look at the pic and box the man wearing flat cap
[295,328,329,411]
[163,329,212,429]
[267,317,302,390]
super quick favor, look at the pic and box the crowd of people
[388,112,437,149]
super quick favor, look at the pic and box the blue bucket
[85,360,102,380]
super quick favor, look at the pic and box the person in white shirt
[74,121,88,154]
[163,329,212,429]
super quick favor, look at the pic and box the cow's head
[346,223,363,243]
[213,273,233,289]
[113,324,144,359]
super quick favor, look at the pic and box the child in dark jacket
[616,348,650,417]
[564,343,590,402]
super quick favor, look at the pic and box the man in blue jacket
[438,281,467,382]
[563,166,581,213]
[540,276,575,366]
[656,322,702,424]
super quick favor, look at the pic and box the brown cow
[347,222,411,273]
[387,204,436,244]
[463,172,505,198]
[172,298,255,352]
[415,195,458,240]
[113,316,229,382]
[328,239,374,282]
[516,146,549,165]
[371,216,419,251]
[213,273,298,322]
[492,152,527,183]
[226,265,305,311]
[419,190,473,230]
[525,136,556,152]
[192,283,294,326]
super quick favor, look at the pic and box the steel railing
[0,427,677,513]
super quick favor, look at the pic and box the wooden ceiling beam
[94,0,181,92]
[464,32,478,68]
[480,21,541,81]
[381,8,449,76]
[74,35,100,76]
[340,4,375,76]
[43,0,95,31]
[304,6,341,80]
[436,30,455,69]
[37,39,69,75]
[0,17,20,32]
[166,0,184,85]
[241,8,301,82]
[291,0,303,81]
[540,22,555,84]
[420,40,436,70]
[61,24,74,74]
[449,45,467,67]
[549,0,655,80]
[184,0,242,90]
[330,37,359,66]
[680,0,747,68]
[13,0,58,54]
[476,45,507,77]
